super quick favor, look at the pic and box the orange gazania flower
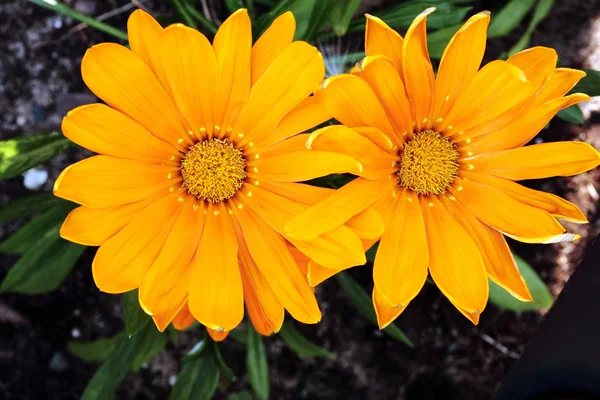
[54,9,371,339]
[285,8,600,326]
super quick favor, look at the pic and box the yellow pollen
[396,130,459,195]
[180,138,246,203]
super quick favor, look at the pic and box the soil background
[1,0,600,399]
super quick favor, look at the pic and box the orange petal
[127,10,166,85]
[212,9,251,130]
[235,224,285,335]
[421,195,488,315]
[437,60,535,135]
[60,189,171,246]
[402,8,436,131]
[251,11,296,85]
[248,150,361,182]
[254,180,330,206]
[62,104,179,163]
[354,55,411,142]
[507,46,557,88]
[462,94,590,152]
[449,178,567,243]
[236,41,325,145]
[373,286,407,329]
[230,197,321,324]
[139,197,204,332]
[53,156,179,208]
[307,125,397,179]
[157,24,217,137]
[462,171,587,223]
[239,184,366,269]
[373,189,428,307]
[466,142,600,180]
[365,14,404,75]
[92,190,184,294]
[346,206,385,240]
[352,126,396,152]
[433,12,490,121]
[188,203,244,332]
[172,303,196,330]
[440,195,532,302]
[249,95,330,151]
[81,43,190,150]
[207,328,229,342]
[285,177,391,241]
[527,68,587,109]
[319,74,395,138]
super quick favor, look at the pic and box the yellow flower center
[396,130,459,195]
[180,138,246,203]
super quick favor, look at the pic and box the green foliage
[508,0,554,55]
[0,132,72,180]
[247,325,270,400]
[228,391,254,400]
[335,272,413,346]
[489,255,554,311]
[171,338,221,400]
[67,333,124,362]
[279,320,336,360]
[122,289,151,338]
[301,0,334,42]
[0,192,64,223]
[253,0,297,38]
[82,323,166,400]
[487,0,536,38]
[330,0,361,36]
[572,69,600,97]
[556,105,585,124]
[427,23,462,59]
[225,0,245,14]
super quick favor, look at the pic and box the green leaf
[556,105,585,124]
[330,0,361,36]
[228,391,254,400]
[0,132,72,180]
[489,254,554,311]
[0,193,65,223]
[82,323,166,400]
[67,333,124,362]
[225,0,245,13]
[487,0,536,38]
[229,328,248,345]
[0,205,71,254]
[171,338,220,400]
[253,0,297,38]
[278,320,336,360]
[571,69,600,97]
[122,289,150,338]
[0,204,85,294]
[335,272,413,347]
[131,324,167,372]
[508,0,554,55]
[302,0,335,42]
[212,341,236,382]
[247,324,269,400]
[289,0,315,40]
[428,24,462,59]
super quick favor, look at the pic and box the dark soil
[1,0,600,399]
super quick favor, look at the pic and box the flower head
[285,8,600,326]
[54,9,371,338]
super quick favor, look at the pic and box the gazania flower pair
[55,7,599,337]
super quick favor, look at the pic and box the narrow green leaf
[289,0,315,40]
[171,339,221,400]
[335,272,413,347]
[122,289,150,338]
[82,323,167,400]
[228,391,254,400]
[487,0,536,38]
[0,132,72,180]
[0,205,71,254]
[225,0,245,14]
[247,324,269,400]
[67,333,124,362]
[0,193,65,223]
[330,0,361,36]
[131,324,167,372]
[571,69,600,97]
[508,0,554,55]
[253,0,297,38]
[556,105,585,124]
[489,254,554,311]
[279,320,336,360]
[302,0,334,42]
[166,326,179,345]
[229,328,248,345]
[212,340,236,382]
[27,0,128,41]
[428,24,462,59]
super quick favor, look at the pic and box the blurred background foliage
[1,0,600,399]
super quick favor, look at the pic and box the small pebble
[23,168,48,190]
[71,328,81,338]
